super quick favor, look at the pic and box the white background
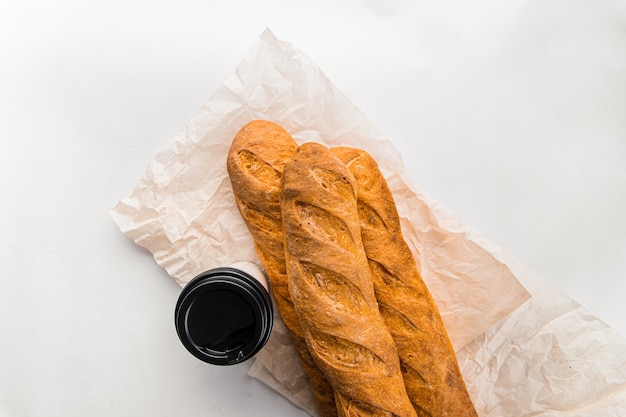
[1,1,625,416]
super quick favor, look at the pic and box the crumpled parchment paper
[110,28,626,417]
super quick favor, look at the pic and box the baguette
[226,120,337,417]
[331,147,478,417]
[281,142,417,417]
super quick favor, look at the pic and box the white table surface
[1,1,625,416]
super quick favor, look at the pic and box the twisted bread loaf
[281,142,417,417]
[331,147,478,417]
[226,120,337,417]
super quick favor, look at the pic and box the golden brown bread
[281,142,417,417]
[331,146,478,417]
[226,120,337,417]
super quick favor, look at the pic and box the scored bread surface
[281,142,417,417]
[331,147,478,417]
[226,120,337,417]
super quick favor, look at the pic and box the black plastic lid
[175,267,274,366]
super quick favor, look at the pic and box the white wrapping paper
[110,29,626,416]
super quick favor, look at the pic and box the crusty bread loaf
[281,142,417,417]
[331,147,478,417]
[226,120,337,417]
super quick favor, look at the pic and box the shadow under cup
[175,262,274,366]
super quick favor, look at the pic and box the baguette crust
[331,147,478,417]
[226,120,337,417]
[281,142,417,417]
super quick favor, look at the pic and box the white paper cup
[174,262,274,365]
